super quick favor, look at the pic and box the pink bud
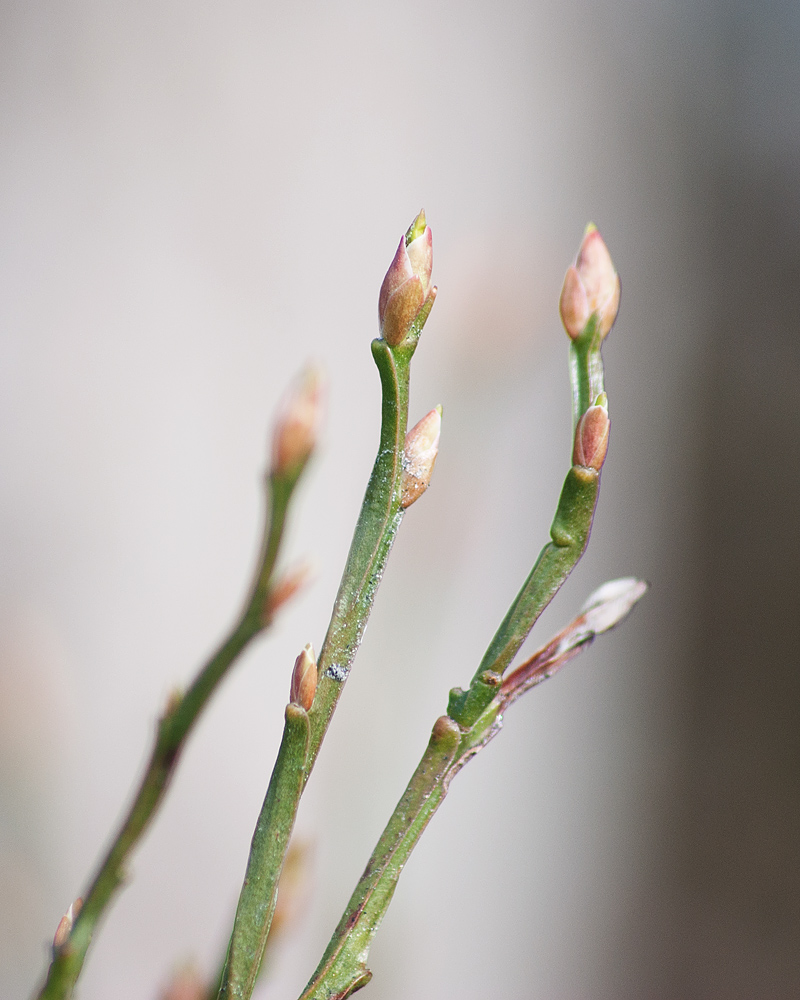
[559,225,620,340]
[378,210,435,346]
[159,965,205,1000]
[53,898,83,950]
[573,396,610,471]
[289,643,317,711]
[264,561,313,622]
[271,368,324,477]
[401,406,441,508]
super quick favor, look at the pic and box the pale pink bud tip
[264,562,314,622]
[573,401,610,471]
[580,578,648,634]
[560,225,620,340]
[290,643,317,711]
[271,367,324,477]
[401,406,441,508]
[53,898,83,949]
[379,213,434,346]
[159,965,205,1000]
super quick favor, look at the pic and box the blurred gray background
[2,1,798,998]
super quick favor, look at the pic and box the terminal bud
[271,367,324,478]
[379,210,435,346]
[560,224,620,340]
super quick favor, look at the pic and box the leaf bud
[289,643,317,711]
[263,561,313,623]
[271,367,324,478]
[53,897,83,950]
[378,210,435,346]
[158,965,205,1000]
[401,406,441,508]
[559,224,620,340]
[573,395,610,471]
[580,577,648,635]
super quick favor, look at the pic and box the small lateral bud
[164,687,183,718]
[401,406,441,508]
[271,367,324,478]
[378,210,435,346]
[290,643,317,711]
[580,577,648,635]
[264,561,313,622]
[159,964,205,1000]
[573,397,610,471]
[53,897,83,949]
[560,224,620,340]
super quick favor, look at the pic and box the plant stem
[297,716,462,1000]
[213,329,426,999]
[448,316,607,725]
[35,471,302,1000]
[470,465,599,683]
[306,337,415,772]
[217,705,311,1000]
[299,311,620,999]
[298,579,646,1000]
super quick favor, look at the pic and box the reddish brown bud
[271,368,324,477]
[289,643,317,711]
[401,406,441,508]
[53,898,83,949]
[378,210,435,346]
[158,965,205,1000]
[573,395,610,471]
[559,225,620,340]
[264,562,313,622]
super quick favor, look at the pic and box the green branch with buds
[35,372,323,1000]
[32,216,645,1000]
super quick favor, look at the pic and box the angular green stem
[213,327,429,1000]
[297,717,462,1000]
[448,316,607,723]
[35,470,303,1000]
[568,313,605,429]
[298,577,644,1000]
[217,705,311,1000]
[306,337,415,774]
[300,311,620,999]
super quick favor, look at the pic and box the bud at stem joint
[290,643,317,711]
[401,406,441,508]
[573,394,610,471]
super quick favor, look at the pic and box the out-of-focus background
[2,1,798,998]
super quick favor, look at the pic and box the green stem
[306,337,416,773]
[297,717,462,1000]
[298,567,645,1000]
[568,313,605,429]
[35,471,302,1000]
[211,336,420,1000]
[217,705,311,1000]
[470,465,599,682]
[448,317,607,721]
[299,313,618,998]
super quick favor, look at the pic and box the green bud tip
[406,209,427,245]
